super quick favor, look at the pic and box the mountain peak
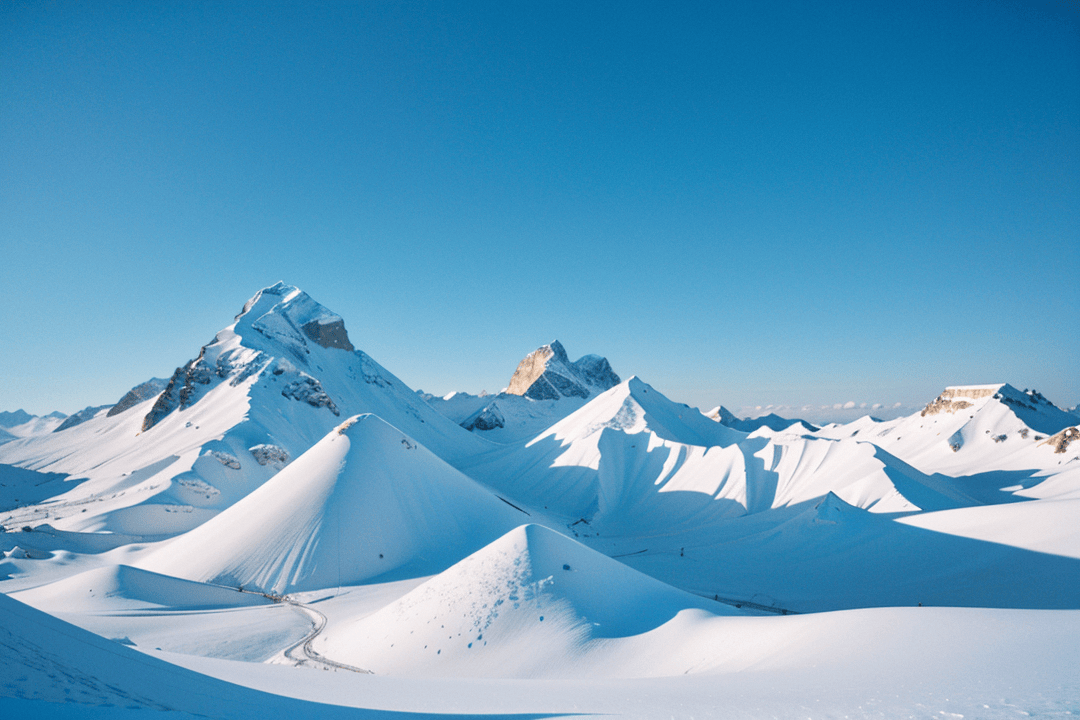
[142,284,355,431]
[919,383,1076,436]
[539,376,745,448]
[234,283,354,352]
[505,341,620,401]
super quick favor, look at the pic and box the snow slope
[315,523,745,678]
[142,415,529,594]
[12,564,273,612]
[463,377,987,539]
[617,492,1080,612]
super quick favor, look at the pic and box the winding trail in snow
[234,587,372,674]
[281,599,372,674]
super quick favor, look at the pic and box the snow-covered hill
[142,415,530,594]
[315,523,745,678]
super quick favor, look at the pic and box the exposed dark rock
[302,319,355,351]
[281,376,339,415]
[249,444,290,468]
[571,354,620,391]
[462,403,505,431]
[142,351,217,432]
[107,378,169,417]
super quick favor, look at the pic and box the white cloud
[859,402,867,408]
[892,402,902,408]
[833,403,843,410]
[843,401,856,409]
[872,403,882,410]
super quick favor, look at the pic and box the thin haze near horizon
[1,1,1077,418]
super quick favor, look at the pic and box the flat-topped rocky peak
[506,340,620,401]
[922,384,1005,416]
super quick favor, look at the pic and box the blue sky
[2,1,1077,418]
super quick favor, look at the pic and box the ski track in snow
[274,594,372,674]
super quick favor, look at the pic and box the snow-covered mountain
[813,383,1079,478]
[422,339,622,443]
[0,282,487,538]
[0,410,68,441]
[505,340,620,400]
[1,283,1077,719]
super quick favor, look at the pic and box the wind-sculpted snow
[315,524,744,678]
[142,415,527,594]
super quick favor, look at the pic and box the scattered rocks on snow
[208,451,241,469]
[249,444,290,468]
[281,375,339,415]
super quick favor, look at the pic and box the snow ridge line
[689,591,799,615]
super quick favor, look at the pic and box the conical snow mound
[540,376,745,448]
[141,415,528,594]
[314,523,742,678]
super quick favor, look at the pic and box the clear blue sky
[2,0,1077,417]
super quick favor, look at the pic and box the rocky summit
[505,340,620,401]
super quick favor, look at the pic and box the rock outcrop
[302,318,355,351]
[921,386,1000,417]
[505,341,620,401]
[1042,427,1079,454]
[107,378,169,417]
